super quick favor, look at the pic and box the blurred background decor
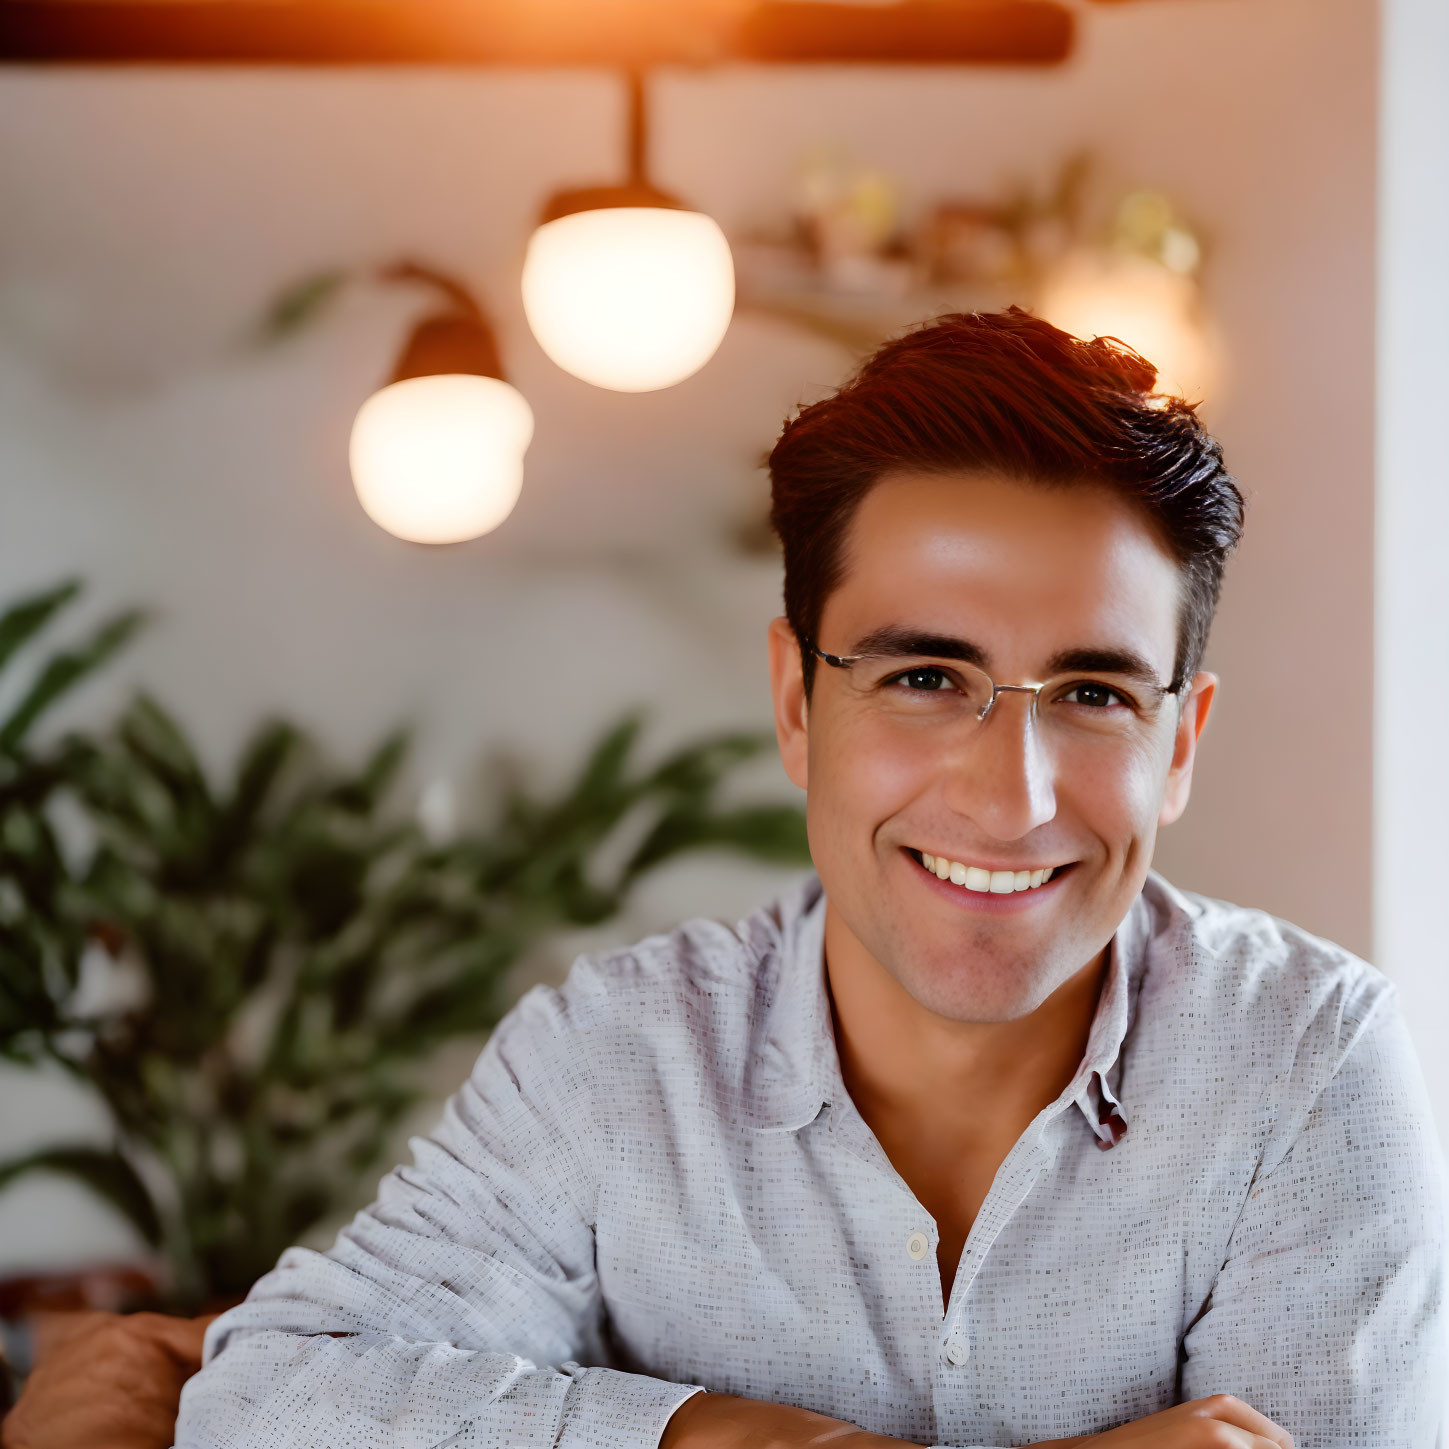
[257,148,1212,549]
[732,147,1214,401]
[0,578,809,1344]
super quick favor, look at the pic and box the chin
[897,958,1052,1024]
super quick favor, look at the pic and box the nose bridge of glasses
[980,680,1045,722]
[961,680,1059,829]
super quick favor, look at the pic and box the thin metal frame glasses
[802,637,1183,741]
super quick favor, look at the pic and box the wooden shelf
[0,0,1074,66]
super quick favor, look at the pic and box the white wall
[1376,0,1449,1437]
[0,0,1384,1274]
[1377,0,1449,1126]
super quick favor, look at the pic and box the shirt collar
[736,870,1156,1151]
[733,872,836,1133]
[1075,884,1149,1150]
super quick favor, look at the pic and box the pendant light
[521,71,735,393]
[350,262,534,545]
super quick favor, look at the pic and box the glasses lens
[1038,674,1167,742]
[843,659,996,719]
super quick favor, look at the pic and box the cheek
[811,714,934,808]
[1061,737,1170,838]
[806,720,937,869]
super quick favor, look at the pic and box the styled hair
[767,306,1244,699]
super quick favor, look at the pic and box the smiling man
[173,310,1446,1449]
[766,464,1199,1319]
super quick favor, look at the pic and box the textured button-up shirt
[174,870,1448,1449]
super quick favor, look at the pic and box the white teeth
[918,851,1063,893]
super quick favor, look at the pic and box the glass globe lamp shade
[349,373,534,545]
[522,206,735,392]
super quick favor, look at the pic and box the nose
[941,686,1058,840]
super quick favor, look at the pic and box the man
[171,309,1446,1448]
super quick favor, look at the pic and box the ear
[1158,671,1217,828]
[767,616,810,792]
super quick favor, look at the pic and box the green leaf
[571,713,644,803]
[645,731,770,797]
[624,804,811,878]
[117,694,210,808]
[256,270,351,344]
[0,609,146,752]
[218,720,303,850]
[327,727,410,815]
[0,1144,162,1246]
[0,578,81,678]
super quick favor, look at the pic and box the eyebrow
[842,625,1169,689]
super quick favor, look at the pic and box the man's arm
[173,973,710,1449]
[656,1389,1296,1449]
[1177,981,1447,1446]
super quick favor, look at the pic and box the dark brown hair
[767,306,1244,699]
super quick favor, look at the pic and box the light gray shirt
[174,870,1448,1449]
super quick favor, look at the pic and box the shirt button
[945,1335,969,1365]
[905,1230,930,1260]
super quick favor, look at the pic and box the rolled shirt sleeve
[172,968,707,1449]
[1178,980,1449,1447]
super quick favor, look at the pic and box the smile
[911,848,1071,894]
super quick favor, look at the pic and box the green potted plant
[0,580,810,1316]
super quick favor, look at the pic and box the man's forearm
[659,1390,923,1449]
[658,1392,1090,1449]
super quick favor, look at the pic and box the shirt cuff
[556,1362,708,1449]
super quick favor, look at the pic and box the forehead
[825,469,1182,670]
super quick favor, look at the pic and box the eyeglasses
[803,637,1182,749]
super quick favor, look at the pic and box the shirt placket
[934,1126,1056,1373]
[825,1091,1064,1422]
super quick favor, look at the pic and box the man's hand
[659,1392,1293,1449]
[1042,1395,1294,1449]
[1,1310,217,1449]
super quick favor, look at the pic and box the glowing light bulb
[522,207,735,392]
[349,373,534,545]
[1035,251,1217,403]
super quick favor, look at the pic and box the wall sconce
[349,262,534,544]
[521,72,735,393]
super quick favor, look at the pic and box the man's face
[767,469,1217,1024]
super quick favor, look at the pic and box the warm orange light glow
[1035,251,1216,403]
[349,374,534,544]
[521,207,735,392]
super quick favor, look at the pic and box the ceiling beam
[0,1,1074,66]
